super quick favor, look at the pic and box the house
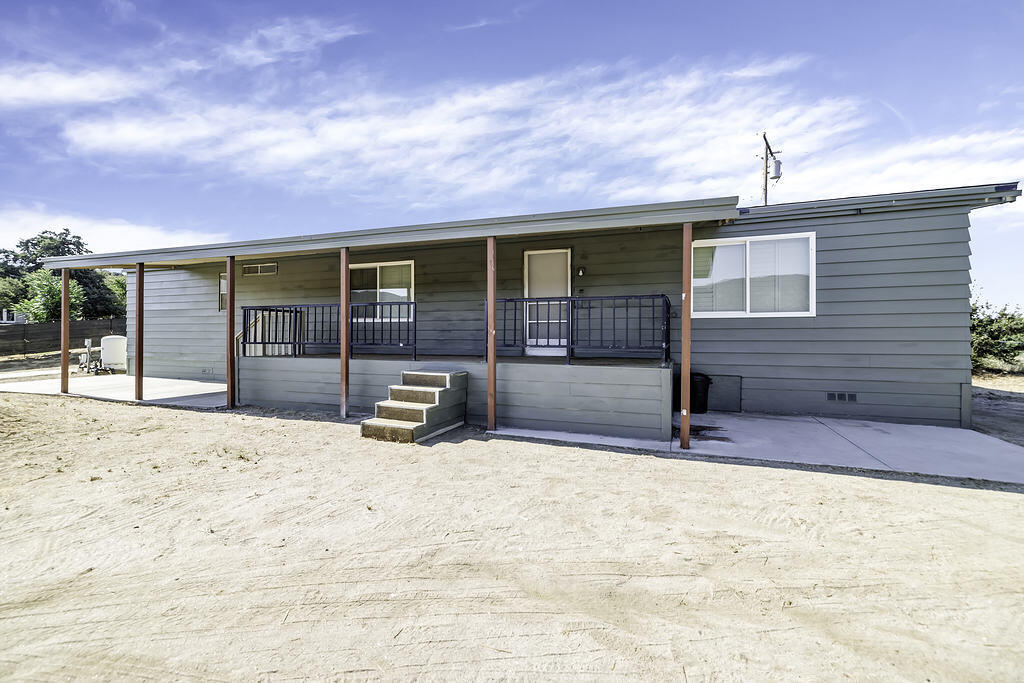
[43,182,1021,446]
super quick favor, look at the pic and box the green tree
[0,276,26,311]
[0,228,125,318]
[971,299,1024,368]
[76,269,124,318]
[1,228,88,273]
[103,272,127,315]
[12,269,84,323]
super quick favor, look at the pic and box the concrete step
[364,371,469,444]
[401,371,449,388]
[360,417,421,443]
[376,399,429,422]
[388,385,441,404]
[401,370,469,390]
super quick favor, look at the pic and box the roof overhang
[736,182,1021,223]
[41,196,739,270]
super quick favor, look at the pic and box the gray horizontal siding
[133,200,976,429]
[691,204,974,427]
[127,265,224,381]
[238,357,672,441]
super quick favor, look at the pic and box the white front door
[524,249,570,356]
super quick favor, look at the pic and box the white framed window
[350,260,414,321]
[692,232,815,318]
[242,262,277,276]
[218,272,227,312]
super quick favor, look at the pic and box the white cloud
[102,0,136,23]
[0,205,229,256]
[724,55,811,79]
[56,56,1022,213]
[446,17,506,31]
[0,63,151,108]
[446,4,535,31]
[59,61,874,207]
[220,17,362,67]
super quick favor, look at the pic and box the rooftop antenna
[762,132,782,206]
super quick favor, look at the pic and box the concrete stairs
[360,370,468,443]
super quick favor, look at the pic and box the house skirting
[237,356,673,441]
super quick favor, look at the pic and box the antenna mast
[762,133,781,206]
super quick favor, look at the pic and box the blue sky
[1,0,1022,304]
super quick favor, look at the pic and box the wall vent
[242,262,278,276]
[827,392,857,402]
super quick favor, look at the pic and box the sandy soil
[973,373,1024,448]
[1,394,1022,679]
[0,349,88,383]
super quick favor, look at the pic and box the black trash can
[689,372,713,414]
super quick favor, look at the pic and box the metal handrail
[240,303,341,357]
[239,302,417,359]
[350,301,416,359]
[495,294,671,365]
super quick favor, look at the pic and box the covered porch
[229,232,687,443]
[46,197,741,447]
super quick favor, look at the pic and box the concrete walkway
[492,410,1024,486]
[0,374,226,408]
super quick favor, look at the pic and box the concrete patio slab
[0,374,226,409]
[818,416,1024,484]
[686,412,893,471]
[493,410,1024,486]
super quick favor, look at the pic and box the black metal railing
[241,304,340,357]
[494,294,670,365]
[350,301,416,359]
[239,302,416,358]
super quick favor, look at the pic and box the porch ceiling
[41,196,739,270]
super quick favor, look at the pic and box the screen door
[524,249,570,355]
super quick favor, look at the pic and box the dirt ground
[0,349,86,383]
[1,393,1022,679]
[972,372,1024,448]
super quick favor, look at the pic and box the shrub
[971,299,1024,369]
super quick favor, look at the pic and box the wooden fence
[0,318,127,356]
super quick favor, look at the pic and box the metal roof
[736,182,1020,223]
[39,182,1022,270]
[41,195,739,270]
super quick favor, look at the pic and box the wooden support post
[60,268,70,394]
[135,262,144,401]
[340,247,350,418]
[225,256,236,408]
[680,223,693,449]
[486,236,497,431]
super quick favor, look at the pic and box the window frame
[218,272,227,312]
[691,232,816,318]
[350,259,415,322]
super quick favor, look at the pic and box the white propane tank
[100,335,128,371]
